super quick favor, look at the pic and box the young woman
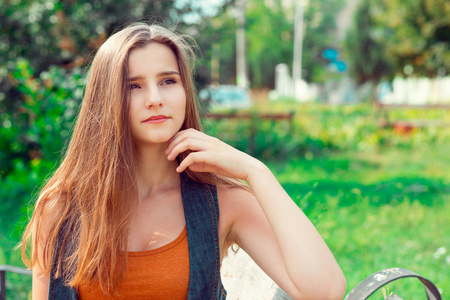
[21,23,346,300]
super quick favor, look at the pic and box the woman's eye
[162,78,176,85]
[130,83,140,90]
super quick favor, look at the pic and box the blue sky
[175,0,227,23]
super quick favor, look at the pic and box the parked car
[198,85,252,110]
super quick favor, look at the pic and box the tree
[345,0,392,84]
[375,0,449,77]
[301,0,345,83]
[193,0,345,88]
[346,0,449,81]
[0,0,214,175]
[189,3,238,87]
[245,0,294,88]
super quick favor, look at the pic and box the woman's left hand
[166,128,263,181]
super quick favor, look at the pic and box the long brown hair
[21,23,243,294]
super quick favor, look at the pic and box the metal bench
[0,265,32,300]
[1,259,442,300]
[221,249,442,300]
[344,268,441,300]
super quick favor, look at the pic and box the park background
[0,0,449,299]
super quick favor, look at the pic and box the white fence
[378,76,450,105]
[271,63,450,104]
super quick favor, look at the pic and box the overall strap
[48,221,78,300]
[180,172,227,300]
[48,173,227,299]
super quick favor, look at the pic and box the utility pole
[293,0,304,99]
[236,0,248,89]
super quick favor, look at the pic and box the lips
[143,115,170,124]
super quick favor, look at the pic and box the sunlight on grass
[271,146,450,299]
[2,103,449,299]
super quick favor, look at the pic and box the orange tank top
[78,226,189,300]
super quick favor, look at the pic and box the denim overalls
[48,172,227,299]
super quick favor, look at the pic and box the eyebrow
[128,71,180,82]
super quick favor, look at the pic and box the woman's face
[127,43,186,147]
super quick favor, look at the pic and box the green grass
[270,146,450,299]
[2,103,449,299]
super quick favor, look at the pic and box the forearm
[246,161,346,298]
[166,129,345,297]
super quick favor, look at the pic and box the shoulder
[216,184,264,243]
[217,184,257,218]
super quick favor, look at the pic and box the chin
[132,126,182,147]
[131,135,169,147]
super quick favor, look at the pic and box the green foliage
[0,0,211,119]
[1,60,84,174]
[346,0,449,81]
[204,103,450,161]
[272,146,450,299]
[245,0,294,87]
[372,0,450,76]
[301,0,345,83]
[0,0,196,72]
[345,0,392,84]
[192,0,345,87]
[0,0,216,192]
[0,60,84,261]
[191,5,238,86]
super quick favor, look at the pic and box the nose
[145,84,164,108]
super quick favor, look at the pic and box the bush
[204,103,450,162]
[0,60,84,249]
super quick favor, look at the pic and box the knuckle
[192,152,203,162]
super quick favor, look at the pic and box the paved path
[220,248,279,300]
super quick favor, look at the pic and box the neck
[134,142,180,200]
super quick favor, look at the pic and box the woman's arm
[166,129,347,300]
[32,236,50,300]
[223,166,346,299]
[32,264,50,300]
